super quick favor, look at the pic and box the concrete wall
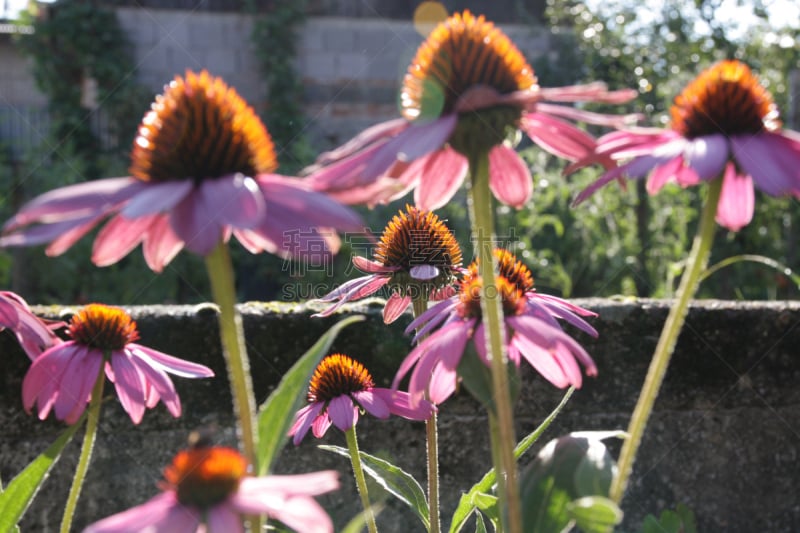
[0,9,551,152]
[1,299,799,532]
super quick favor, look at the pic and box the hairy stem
[346,425,378,533]
[412,296,440,533]
[611,177,722,502]
[466,151,522,533]
[205,243,258,466]
[60,367,105,533]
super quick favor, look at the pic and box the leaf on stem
[0,419,84,533]
[255,315,365,475]
[319,444,430,530]
[449,387,576,532]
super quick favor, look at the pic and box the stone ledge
[1,299,798,531]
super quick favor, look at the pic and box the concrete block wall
[0,9,551,153]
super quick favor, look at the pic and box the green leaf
[340,504,384,533]
[0,421,82,533]
[448,387,576,533]
[471,492,499,531]
[519,432,623,533]
[474,511,488,533]
[567,496,623,533]
[319,445,429,529]
[640,503,696,533]
[256,315,365,475]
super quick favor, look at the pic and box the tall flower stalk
[60,368,103,533]
[466,151,521,533]
[345,426,378,533]
[570,60,800,502]
[205,243,257,465]
[611,178,721,502]
[412,296,440,533]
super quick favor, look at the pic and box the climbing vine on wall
[246,0,314,173]
[15,0,149,176]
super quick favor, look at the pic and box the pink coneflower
[22,303,213,424]
[0,291,63,359]
[0,70,363,272]
[393,249,598,405]
[315,205,462,323]
[305,11,637,211]
[84,444,339,533]
[289,353,435,445]
[572,60,800,231]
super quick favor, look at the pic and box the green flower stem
[487,412,508,533]
[466,151,522,533]
[412,296,440,533]
[611,177,723,503]
[60,366,105,533]
[205,242,257,467]
[345,425,378,533]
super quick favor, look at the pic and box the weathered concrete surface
[1,299,799,532]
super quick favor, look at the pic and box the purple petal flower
[289,354,435,445]
[22,304,213,425]
[85,446,339,533]
[572,60,800,232]
[305,11,637,210]
[394,249,598,405]
[1,70,363,272]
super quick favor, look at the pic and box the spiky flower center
[163,446,246,509]
[130,69,277,183]
[670,60,781,139]
[459,249,533,318]
[401,11,537,155]
[468,248,535,293]
[375,205,462,295]
[68,304,139,351]
[458,274,526,319]
[308,354,374,403]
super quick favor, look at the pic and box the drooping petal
[83,492,196,533]
[3,177,143,231]
[0,292,61,359]
[535,102,641,129]
[199,174,265,230]
[110,351,147,424]
[312,411,333,438]
[313,276,390,318]
[312,118,410,167]
[206,503,244,533]
[488,144,533,208]
[683,134,729,180]
[365,115,458,179]
[131,344,214,378]
[426,363,458,405]
[407,321,473,405]
[169,187,224,256]
[732,134,797,196]
[327,395,357,431]
[353,256,399,274]
[371,388,435,419]
[45,213,109,257]
[127,351,181,417]
[142,215,184,273]
[507,314,596,375]
[92,213,156,267]
[646,156,684,195]
[716,162,755,232]
[512,333,570,388]
[0,214,101,250]
[522,112,599,162]
[22,342,84,418]
[413,147,469,211]
[120,180,194,218]
[289,402,325,445]
[54,347,103,424]
[383,292,411,324]
[352,390,390,419]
